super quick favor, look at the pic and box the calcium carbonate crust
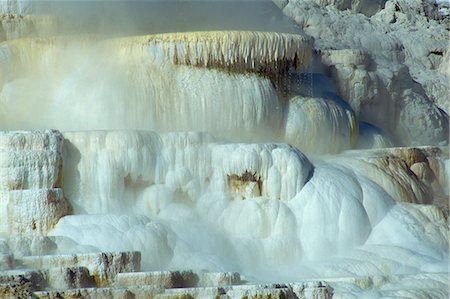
[0,0,448,298]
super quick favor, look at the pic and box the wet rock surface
[0,1,448,298]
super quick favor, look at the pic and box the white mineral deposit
[0,1,448,298]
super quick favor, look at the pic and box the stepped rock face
[0,31,360,154]
[21,251,141,287]
[1,129,446,298]
[0,31,375,155]
[0,0,448,298]
[0,130,69,236]
[49,132,447,279]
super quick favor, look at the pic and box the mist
[15,0,302,36]
[0,0,448,297]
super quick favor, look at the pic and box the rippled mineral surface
[0,1,448,298]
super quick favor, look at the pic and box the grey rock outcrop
[279,0,449,147]
[0,0,32,15]
[311,0,387,16]
[0,0,448,297]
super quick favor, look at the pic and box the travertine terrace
[0,0,448,298]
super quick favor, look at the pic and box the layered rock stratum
[0,0,448,298]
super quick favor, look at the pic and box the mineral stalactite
[110,31,312,73]
[0,0,448,298]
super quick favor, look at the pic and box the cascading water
[0,0,448,297]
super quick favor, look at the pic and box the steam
[0,29,323,150]
[0,0,448,294]
[49,130,448,282]
[3,0,302,36]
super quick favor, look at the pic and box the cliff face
[0,1,448,298]
[0,31,359,154]
[277,0,449,146]
[1,1,448,148]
